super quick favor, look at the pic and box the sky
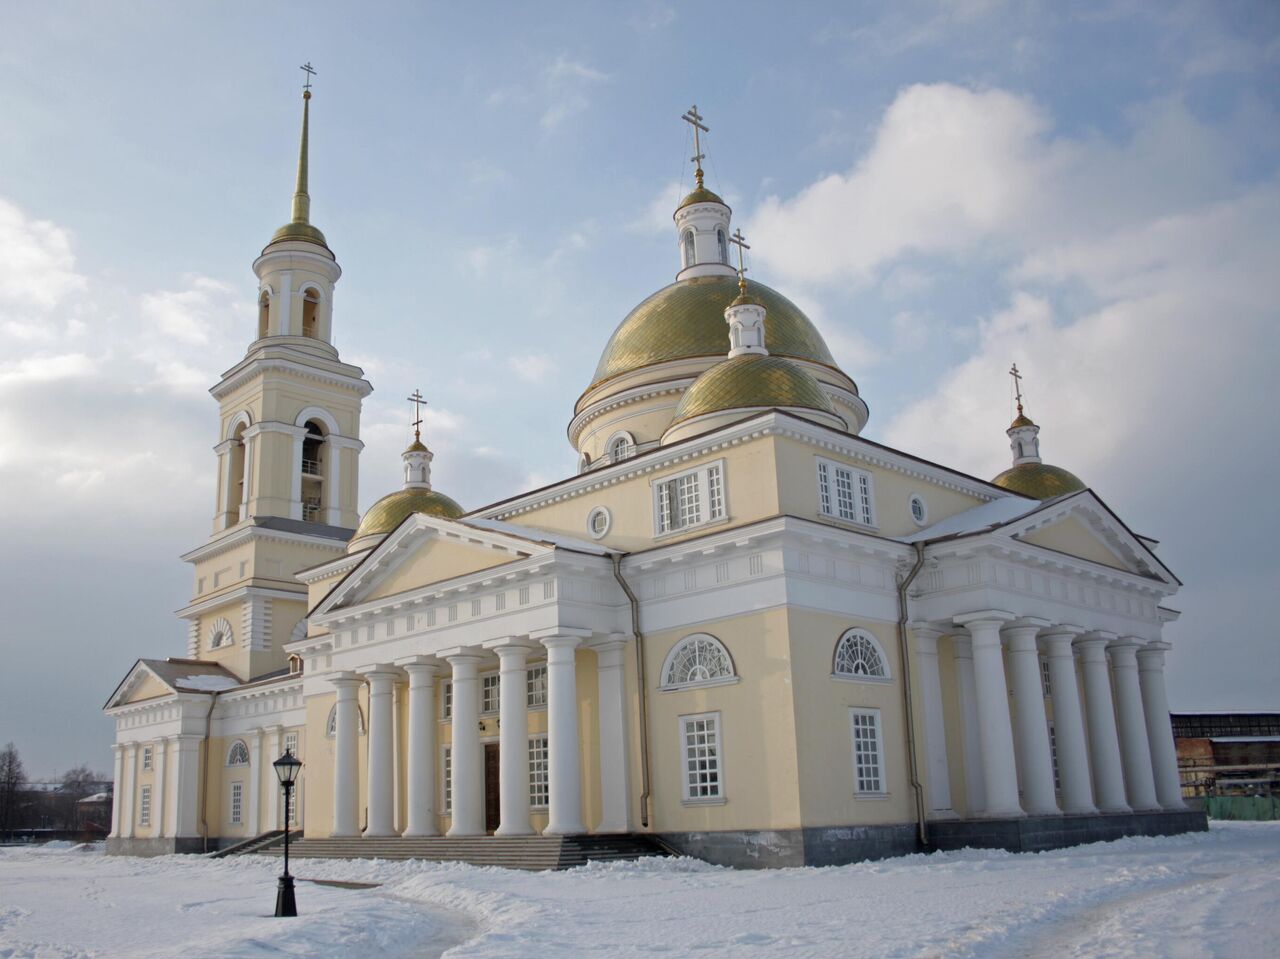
[1,0,1277,777]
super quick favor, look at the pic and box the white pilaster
[951,634,986,815]
[121,743,137,838]
[1109,640,1161,812]
[401,659,439,836]
[1136,642,1187,811]
[262,726,282,832]
[1040,626,1096,814]
[109,744,124,838]
[289,430,304,521]
[1004,619,1059,816]
[331,673,361,837]
[247,728,262,835]
[172,736,201,838]
[152,737,168,839]
[1076,633,1131,813]
[954,612,1022,818]
[538,630,588,835]
[445,652,484,836]
[490,641,534,836]
[910,624,954,818]
[594,637,632,832]
[362,665,400,836]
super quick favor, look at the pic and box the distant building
[1172,712,1280,798]
[77,792,114,836]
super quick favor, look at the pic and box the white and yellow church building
[104,90,1203,866]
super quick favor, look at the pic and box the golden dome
[676,186,727,211]
[670,354,839,426]
[1009,413,1036,429]
[353,487,464,542]
[992,463,1086,499]
[589,276,838,390]
[268,220,330,249]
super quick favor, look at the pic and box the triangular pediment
[104,661,175,710]
[1016,515,1131,571]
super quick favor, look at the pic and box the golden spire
[268,63,329,249]
[681,104,709,189]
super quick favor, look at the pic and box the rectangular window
[653,461,727,535]
[288,780,300,827]
[850,708,885,794]
[1040,658,1052,697]
[680,712,723,801]
[141,746,153,771]
[230,782,243,825]
[441,681,453,720]
[442,747,452,813]
[1048,722,1061,791]
[529,735,549,808]
[527,664,548,708]
[816,457,876,527]
[481,673,500,714]
[139,785,152,827]
[284,732,299,757]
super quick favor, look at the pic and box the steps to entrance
[254,834,667,871]
[210,830,287,859]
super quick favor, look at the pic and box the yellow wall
[363,538,518,604]
[1019,517,1129,571]
[124,674,172,705]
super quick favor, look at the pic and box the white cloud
[0,197,85,311]
[507,353,556,384]
[0,352,96,388]
[546,56,609,84]
[629,180,684,235]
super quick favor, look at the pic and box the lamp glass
[273,750,302,785]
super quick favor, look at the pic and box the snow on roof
[896,495,1040,544]
[462,517,612,555]
[174,675,241,692]
[78,793,112,803]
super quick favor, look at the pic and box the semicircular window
[661,634,735,689]
[833,629,889,680]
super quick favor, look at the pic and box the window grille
[139,785,151,827]
[816,457,875,526]
[1040,659,1052,697]
[833,630,889,680]
[142,746,153,771]
[608,434,634,462]
[681,713,722,800]
[662,635,735,689]
[442,748,452,813]
[654,462,726,534]
[481,674,500,714]
[441,681,453,720]
[529,736,549,807]
[850,709,884,794]
[302,498,322,521]
[284,732,298,757]
[1048,722,1061,790]
[527,665,548,708]
[230,782,243,824]
[227,741,250,766]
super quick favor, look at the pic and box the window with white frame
[1040,658,1052,697]
[142,746,153,771]
[1048,722,1060,791]
[442,747,452,813]
[832,629,890,681]
[850,708,885,795]
[529,735,549,808]
[288,780,300,827]
[653,461,726,535]
[816,457,875,527]
[680,712,723,801]
[227,740,249,766]
[208,617,234,650]
[325,705,365,739]
[441,680,453,720]
[527,665,547,708]
[661,634,736,690]
[607,432,635,463]
[284,732,299,758]
[139,785,152,827]
[229,782,243,824]
[481,673,500,714]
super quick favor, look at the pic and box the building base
[106,836,228,857]
[659,809,1207,869]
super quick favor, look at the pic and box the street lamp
[272,748,302,917]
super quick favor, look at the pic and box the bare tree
[0,743,25,836]
[55,765,110,830]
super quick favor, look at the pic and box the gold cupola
[991,365,1086,499]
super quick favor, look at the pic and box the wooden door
[484,743,501,833]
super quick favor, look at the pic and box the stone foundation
[106,836,229,857]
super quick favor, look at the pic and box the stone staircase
[254,833,668,870]
[209,829,287,859]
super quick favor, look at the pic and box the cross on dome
[300,61,316,96]
[406,389,427,442]
[681,104,709,189]
[729,228,750,292]
[1010,362,1025,416]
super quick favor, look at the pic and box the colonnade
[912,612,1185,820]
[330,632,631,838]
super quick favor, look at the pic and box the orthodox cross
[681,104,709,188]
[1009,363,1025,416]
[729,228,750,287]
[300,62,317,93]
[406,389,427,441]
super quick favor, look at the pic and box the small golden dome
[352,487,464,543]
[991,463,1086,499]
[404,438,429,454]
[268,220,330,249]
[1009,413,1036,429]
[670,354,838,426]
[676,186,727,211]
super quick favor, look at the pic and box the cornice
[175,584,306,620]
[181,523,349,566]
[568,378,693,445]
[295,551,367,584]
[211,355,373,402]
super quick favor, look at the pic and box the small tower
[724,229,767,357]
[1006,363,1042,464]
[991,364,1087,499]
[403,390,433,488]
[674,105,736,281]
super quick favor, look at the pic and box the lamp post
[272,748,302,917]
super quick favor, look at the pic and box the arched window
[325,704,366,739]
[301,420,326,522]
[607,432,635,463]
[682,230,696,269]
[832,629,890,681]
[288,654,303,675]
[301,287,320,339]
[717,229,728,264]
[661,634,736,690]
[257,291,271,339]
[226,423,247,524]
[227,740,250,766]
[208,617,234,650]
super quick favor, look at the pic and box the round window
[587,506,611,539]
[909,494,928,526]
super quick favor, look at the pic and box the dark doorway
[484,743,500,833]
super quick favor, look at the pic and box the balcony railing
[301,457,322,476]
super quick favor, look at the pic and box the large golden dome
[992,463,1086,499]
[670,354,840,427]
[589,275,838,390]
[352,487,464,542]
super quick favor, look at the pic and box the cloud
[0,197,85,311]
[0,352,97,388]
[541,56,610,132]
[507,353,556,384]
[628,180,684,235]
[546,55,609,84]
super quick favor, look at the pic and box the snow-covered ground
[1,823,1277,958]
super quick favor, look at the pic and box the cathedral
[104,88,1204,866]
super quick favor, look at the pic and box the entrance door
[483,743,500,833]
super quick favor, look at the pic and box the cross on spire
[1009,363,1025,415]
[681,104,709,189]
[300,62,317,96]
[406,389,427,442]
[729,228,750,292]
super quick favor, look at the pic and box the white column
[109,744,124,838]
[1040,626,1096,814]
[325,438,343,526]
[214,439,236,527]
[363,666,399,836]
[491,642,533,836]
[539,632,586,835]
[951,635,986,815]
[402,659,439,836]
[172,736,201,838]
[331,673,362,837]
[954,612,1022,818]
[1109,640,1161,812]
[152,738,168,839]
[121,744,137,838]
[262,726,282,832]
[1076,633,1131,813]
[446,652,484,836]
[910,624,954,817]
[289,430,304,521]
[247,728,262,835]
[1136,642,1187,811]
[1003,619,1059,816]
[595,637,632,833]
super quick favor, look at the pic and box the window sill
[659,676,740,693]
[815,513,880,535]
[681,796,727,807]
[830,674,894,686]
[854,792,890,801]
[653,515,731,543]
